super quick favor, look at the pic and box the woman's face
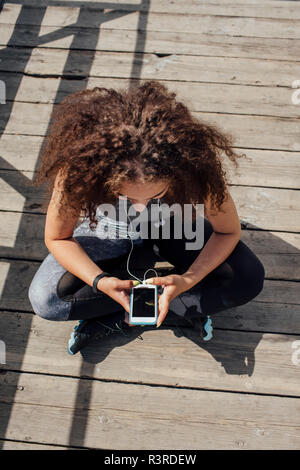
[117,179,169,212]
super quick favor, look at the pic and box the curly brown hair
[32,79,245,230]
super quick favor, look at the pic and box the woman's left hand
[145,274,191,327]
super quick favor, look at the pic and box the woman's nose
[130,201,148,212]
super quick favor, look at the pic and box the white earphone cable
[123,197,161,283]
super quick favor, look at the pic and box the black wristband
[92,272,111,294]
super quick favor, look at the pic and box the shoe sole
[68,332,78,355]
[67,315,128,355]
[203,317,213,341]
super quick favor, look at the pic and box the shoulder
[203,187,233,217]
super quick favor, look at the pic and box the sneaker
[68,310,129,355]
[184,305,213,341]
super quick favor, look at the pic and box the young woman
[28,80,265,355]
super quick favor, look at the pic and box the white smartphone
[129,283,158,326]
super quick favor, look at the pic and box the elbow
[44,236,76,251]
[44,238,52,251]
[215,225,242,240]
[231,221,242,240]
[44,237,59,252]
[232,225,242,247]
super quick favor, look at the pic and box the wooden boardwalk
[0,0,300,450]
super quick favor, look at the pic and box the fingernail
[145,279,153,284]
[156,322,161,328]
[133,280,140,286]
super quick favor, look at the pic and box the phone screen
[131,287,156,318]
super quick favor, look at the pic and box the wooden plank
[0,47,299,88]
[213,301,300,335]
[1,102,299,152]
[229,186,300,232]
[0,371,300,449]
[1,169,299,230]
[254,279,299,306]
[1,309,300,396]
[0,211,299,281]
[6,0,300,19]
[240,230,300,255]
[0,135,42,173]
[198,112,300,152]
[222,149,300,189]
[2,3,300,39]
[1,23,300,61]
[2,73,298,119]
[1,133,299,189]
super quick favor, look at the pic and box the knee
[240,256,265,303]
[251,256,265,297]
[28,278,61,321]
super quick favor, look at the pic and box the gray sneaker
[68,310,129,355]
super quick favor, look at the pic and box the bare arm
[44,171,105,289]
[181,189,242,288]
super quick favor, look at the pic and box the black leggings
[28,217,265,322]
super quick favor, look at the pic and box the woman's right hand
[96,276,138,316]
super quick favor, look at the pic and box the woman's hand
[145,274,191,327]
[96,276,138,316]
